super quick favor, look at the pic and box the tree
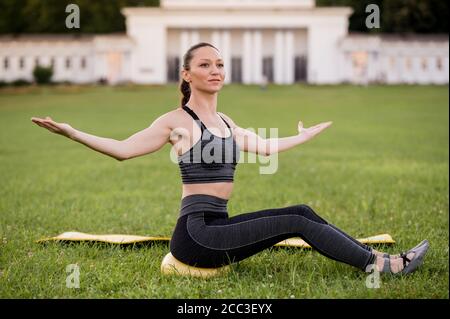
[0,0,447,34]
[33,65,53,84]
[317,0,448,33]
[0,0,159,34]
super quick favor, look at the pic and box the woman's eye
[200,63,224,67]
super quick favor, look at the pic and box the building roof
[161,0,315,10]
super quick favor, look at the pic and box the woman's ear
[181,69,191,83]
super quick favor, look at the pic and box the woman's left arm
[219,112,332,156]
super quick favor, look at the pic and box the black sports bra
[178,105,240,184]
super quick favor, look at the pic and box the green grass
[0,84,448,298]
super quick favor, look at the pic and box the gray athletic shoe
[399,240,430,275]
[382,239,429,259]
[379,240,430,275]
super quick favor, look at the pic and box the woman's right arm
[31,113,173,161]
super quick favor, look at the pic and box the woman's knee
[293,204,329,225]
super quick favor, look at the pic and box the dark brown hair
[179,42,219,107]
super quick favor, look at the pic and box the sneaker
[399,240,430,275]
[379,240,430,275]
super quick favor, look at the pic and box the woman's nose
[210,65,221,74]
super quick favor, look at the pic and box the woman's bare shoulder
[156,107,186,127]
[217,111,238,129]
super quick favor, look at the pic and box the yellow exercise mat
[37,231,395,248]
[161,253,230,279]
[36,232,171,245]
[274,233,395,248]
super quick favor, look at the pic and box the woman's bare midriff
[182,182,233,200]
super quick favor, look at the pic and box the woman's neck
[186,92,218,116]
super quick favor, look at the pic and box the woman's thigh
[170,204,324,267]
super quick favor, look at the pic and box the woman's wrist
[69,128,79,141]
[296,131,308,144]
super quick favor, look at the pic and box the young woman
[31,42,429,275]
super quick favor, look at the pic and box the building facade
[0,0,448,85]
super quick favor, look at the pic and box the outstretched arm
[218,112,332,156]
[31,113,172,161]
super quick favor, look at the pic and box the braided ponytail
[179,42,219,107]
[180,79,191,107]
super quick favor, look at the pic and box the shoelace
[400,252,412,268]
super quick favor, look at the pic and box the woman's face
[183,46,225,94]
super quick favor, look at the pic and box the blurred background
[0,0,448,86]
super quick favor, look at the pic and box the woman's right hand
[31,116,77,139]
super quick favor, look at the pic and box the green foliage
[318,0,448,33]
[11,78,31,86]
[33,65,53,84]
[0,0,160,34]
[0,0,448,34]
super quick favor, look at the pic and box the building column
[307,19,348,84]
[252,30,263,84]
[211,30,221,48]
[274,30,284,84]
[242,30,252,84]
[190,30,200,47]
[284,30,294,84]
[221,30,231,84]
[179,29,199,71]
[180,30,190,71]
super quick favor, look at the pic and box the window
[50,57,55,68]
[405,57,412,70]
[421,57,427,70]
[81,57,86,69]
[351,51,368,69]
[4,57,9,69]
[166,56,180,82]
[262,57,274,83]
[35,57,39,67]
[231,57,242,83]
[65,58,71,69]
[436,57,443,70]
[19,57,25,69]
[294,55,307,82]
[390,56,396,68]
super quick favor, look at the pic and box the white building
[0,0,448,85]
[339,33,449,85]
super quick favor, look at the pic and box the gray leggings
[170,194,376,270]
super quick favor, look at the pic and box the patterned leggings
[170,194,376,270]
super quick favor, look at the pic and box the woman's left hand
[298,120,333,142]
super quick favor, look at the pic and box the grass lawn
[0,84,448,298]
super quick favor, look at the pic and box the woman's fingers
[314,122,332,133]
[34,122,47,129]
[298,121,304,133]
[31,117,60,133]
[37,121,55,132]
[32,116,74,138]
[38,122,56,133]
[32,118,47,127]
[304,121,332,137]
[44,121,61,132]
